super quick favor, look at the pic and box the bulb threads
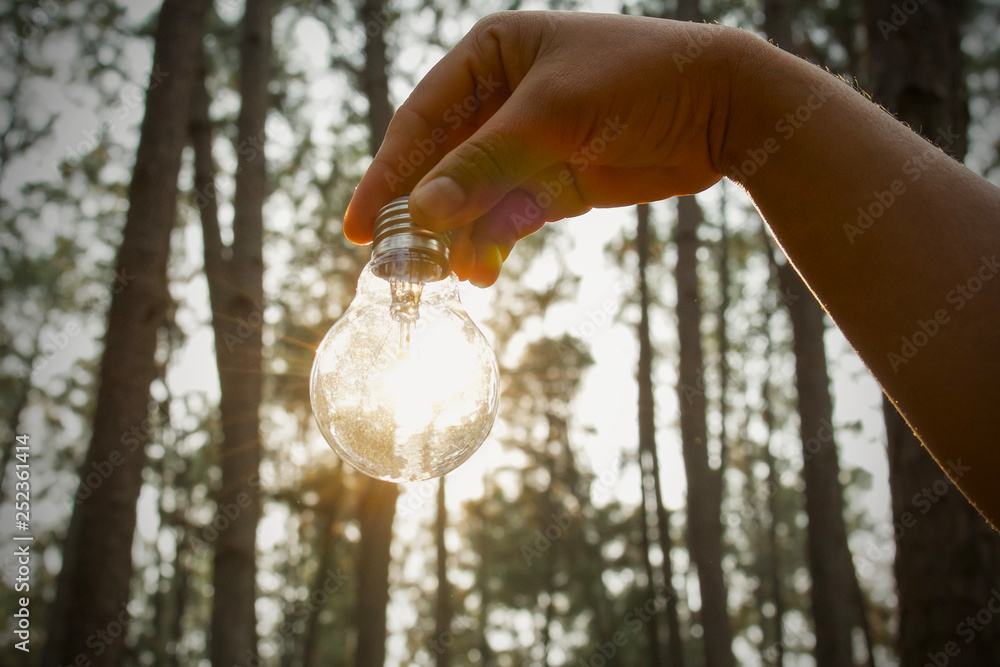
[371,195,449,284]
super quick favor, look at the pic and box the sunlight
[370,318,475,435]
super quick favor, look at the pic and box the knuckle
[453,135,510,186]
[472,11,524,38]
[467,11,532,62]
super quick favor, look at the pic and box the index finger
[343,21,517,244]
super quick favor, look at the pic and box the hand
[343,11,749,286]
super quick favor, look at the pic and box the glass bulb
[309,197,500,482]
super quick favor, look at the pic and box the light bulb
[310,196,500,482]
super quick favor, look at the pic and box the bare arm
[343,11,1000,525]
[726,36,1000,525]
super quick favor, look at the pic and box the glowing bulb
[309,196,500,482]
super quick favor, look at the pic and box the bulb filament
[389,278,424,355]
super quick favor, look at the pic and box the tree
[41,1,212,664]
[352,0,400,663]
[470,332,618,664]
[435,478,453,667]
[636,203,684,666]
[759,228,788,665]
[775,260,871,666]
[757,3,875,663]
[672,0,736,661]
[189,0,273,662]
[864,0,1000,663]
[675,193,734,667]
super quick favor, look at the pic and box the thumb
[408,97,559,231]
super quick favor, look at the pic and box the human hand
[344,11,751,286]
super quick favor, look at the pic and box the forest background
[2,0,1000,665]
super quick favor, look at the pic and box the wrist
[713,28,785,184]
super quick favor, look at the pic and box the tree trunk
[477,480,495,666]
[637,203,683,666]
[759,1,872,663]
[651,468,684,667]
[354,0,399,664]
[675,195,734,667]
[760,233,786,666]
[540,551,555,667]
[760,386,786,666]
[676,0,699,22]
[354,475,398,667]
[303,499,340,667]
[189,2,273,665]
[41,1,210,664]
[168,487,191,667]
[863,1,1000,663]
[777,262,863,667]
[674,1,734,662]
[638,467,665,665]
[435,478,452,667]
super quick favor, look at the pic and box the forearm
[723,32,1000,524]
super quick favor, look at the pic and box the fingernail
[412,176,466,221]
[470,246,503,288]
[483,245,503,271]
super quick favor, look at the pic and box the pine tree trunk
[168,489,191,667]
[354,0,399,663]
[354,475,397,666]
[675,195,734,667]
[636,203,665,666]
[476,489,495,666]
[777,262,862,667]
[759,2,872,662]
[760,233,786,665]
[435,478,452,667]
[672,3,734,664]
[638,468,665,665]
[303,499,339,667]
[40,1,210,664]
[760,386,785,666]
[637,203,683,666]
[189,1,273,664]
[864,1,1000,663]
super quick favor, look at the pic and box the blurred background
[2,0,1000,665]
